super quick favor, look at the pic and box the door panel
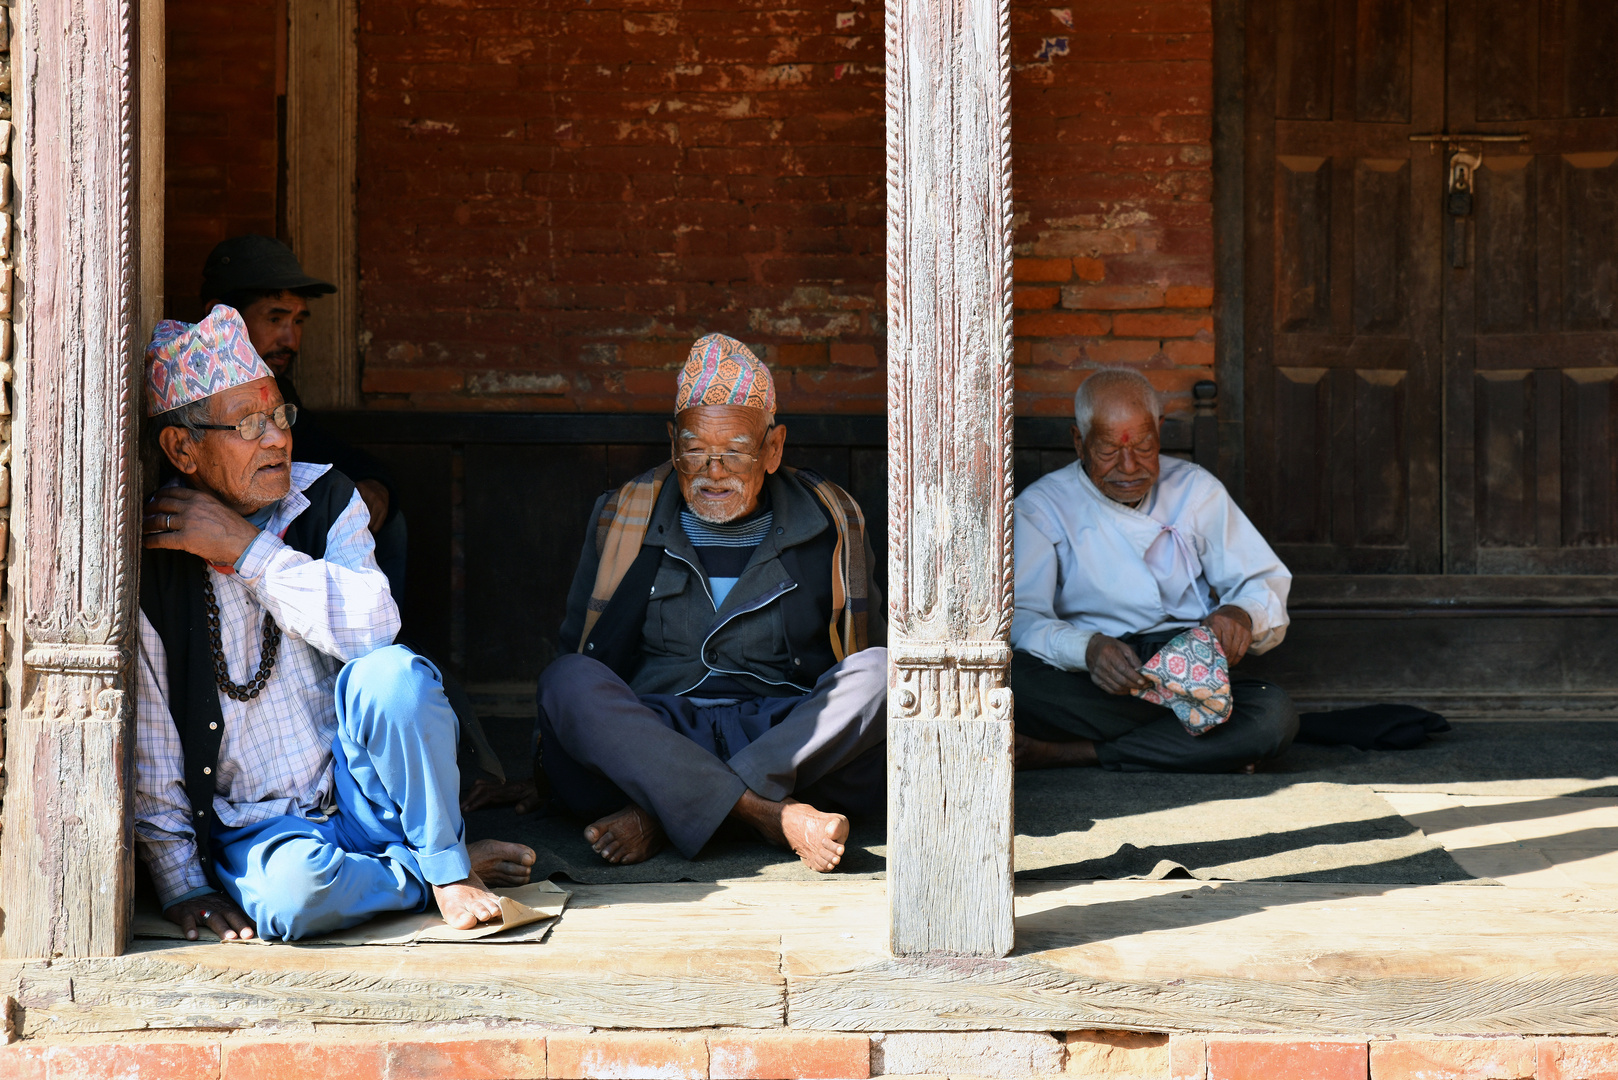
[1446,0,1618,571]
[1245,0,1445,573]
[1249,0,1618,574]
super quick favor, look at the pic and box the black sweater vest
[139,471,356,876]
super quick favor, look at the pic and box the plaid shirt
[134,463,401,906]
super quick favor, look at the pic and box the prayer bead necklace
[202,574,281,701]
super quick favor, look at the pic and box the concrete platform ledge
[7,1030,1618,1080]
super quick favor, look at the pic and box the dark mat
[462,717,1501,885]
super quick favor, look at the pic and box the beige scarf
[579,463,869,660]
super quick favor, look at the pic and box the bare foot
[1014,731,1099,770]
[432,870,504,930]
[469,838,536,886]
[584,804,665,864]
[462,777,543,814]
[730,790,849,872]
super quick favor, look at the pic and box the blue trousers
[211,645,472,941]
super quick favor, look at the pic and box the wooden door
[1244,0,1447,573]
[1444,0,1618,572]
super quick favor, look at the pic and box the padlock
[1447,151,1481,217]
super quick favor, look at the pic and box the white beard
[687,478,748,523]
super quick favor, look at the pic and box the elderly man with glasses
[136,305,534,942]
[529,334,888,871]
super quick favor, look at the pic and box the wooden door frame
[1212,0,1248,498]
[285,0,360,410]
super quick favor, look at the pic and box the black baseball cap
[200,234,336,301]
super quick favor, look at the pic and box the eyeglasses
[195,403,298,442]
[673,448,764,475]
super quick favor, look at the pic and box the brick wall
[161,1,1216,414]
[1010,0,1214,416]
[355,0,1215,416]
[164,0,283,323]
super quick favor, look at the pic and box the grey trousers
[536,649,888,857]
[1009,644,1298,773]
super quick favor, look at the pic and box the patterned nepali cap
[675,333,776,415]
[145,305,274,416]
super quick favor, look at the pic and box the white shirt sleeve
[233,490,401,661]
[1195,486,1292,654]
[1010,500,1096,671]
[132,611,213,907]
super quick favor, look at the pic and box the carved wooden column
[0,0,143,958]
[885,0,1015,956]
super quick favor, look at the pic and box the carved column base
[0,646,133,959]
[887,639,1015,958]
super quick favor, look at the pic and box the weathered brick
[1112,313,1215,338]
[222,1039,386,1080]
[547,1033,708,1080]
[1538,1037,1618,1080]
[1370,1037,1533,1080]
[1061,285,1165,311]
[1015,286,1063,310]
[1171,1035,1207,1080]
[1014,257,1075,282]
[0,1046,47,1080]
[1207,1038,1368,1080]
[360,368,467,394]
[874,1032,1065,1079]
[1073,257,1108,282]
[388,1037,547,1080]
[1165,285,1216,307]
[830,343,880,367]
[1064,1030,1169,1078]
[708,1032,870,1080]
[23,1041,222,1080]
[1015,312,1113,337]
[1162,339,1216,366]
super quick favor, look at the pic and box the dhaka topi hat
[676,333,776,416]
[145,304,275,416]
[201,234,335,301]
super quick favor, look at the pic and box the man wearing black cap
[200,234,404,593]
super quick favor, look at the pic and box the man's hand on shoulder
[163,892,256,941]
[143,487,262,566]
[356,479,391,535]
[1202,604,1253,666]
[1086,634,1151,695]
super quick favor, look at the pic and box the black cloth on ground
[1296,704,1451,751]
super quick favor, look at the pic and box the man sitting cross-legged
[136,305,535,942]
[1010,368,1299,774]
[494,334,887,870]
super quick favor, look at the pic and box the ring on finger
[201,909,211,919]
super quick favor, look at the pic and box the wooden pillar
[285,0,359,409]
[0,0,143,958]
[885,0,1015,956]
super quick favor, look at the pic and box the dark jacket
[558,469,884,697]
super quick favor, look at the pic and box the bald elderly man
[533,334,887,871]
[1010,368,1298,773]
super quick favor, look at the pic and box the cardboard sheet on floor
[133,880,570,945]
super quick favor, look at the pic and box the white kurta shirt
[1011,457,1291,672]
[133,463,401,905]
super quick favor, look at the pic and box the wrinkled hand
[1086,634,1151,695]
[163,893,256,942]
[356,479,391,536]
[1202,605,1253,666]
[142,487,261,566]
[461,777,542,815]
